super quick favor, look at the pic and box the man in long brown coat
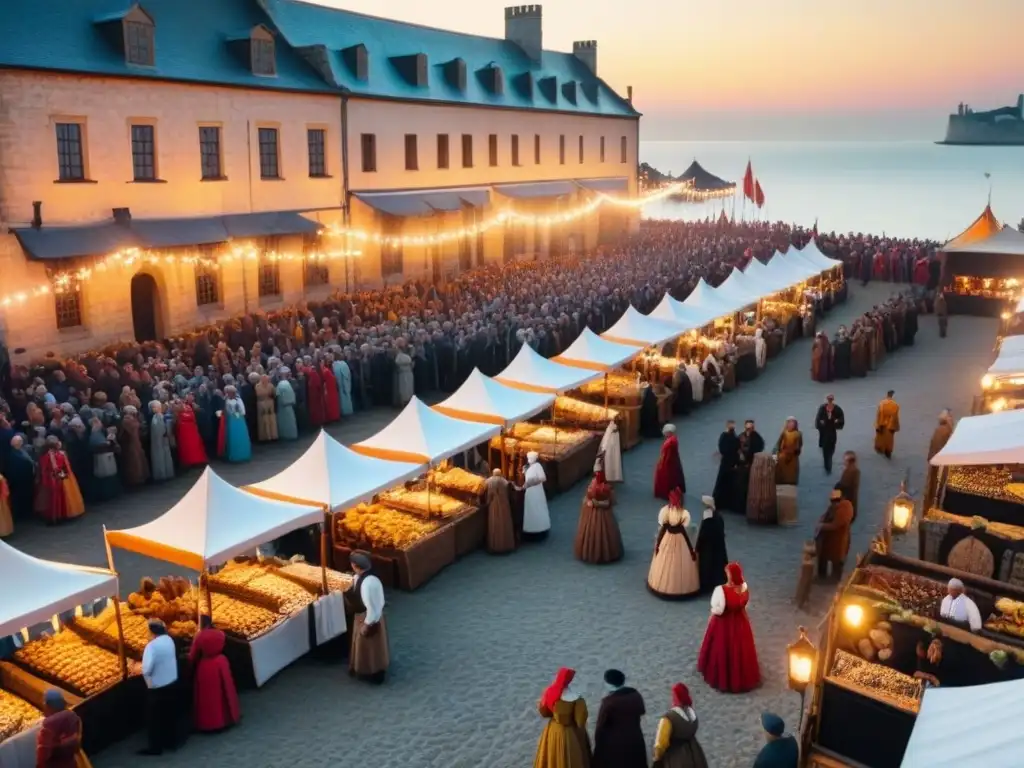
[816,488,854,580]
[924,410,954,511]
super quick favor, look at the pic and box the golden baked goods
[859,566,947,615]
[947,466,1020,503]
[985,597,1024,638]
[336,504,441,550]
[208,561,317,614]
[830,649,921,713]
[553,396,619,430]
[208,594,282,640]
[69,604,151,658]
[926,508,1024,541]
[126,576,199,629]
[0,689,43,741]
[377,489,473,520]
[13,632,141,697]
[428,466,486,496]
[275,561,353,594]
[578,372,642,401]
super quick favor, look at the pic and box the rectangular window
[130,124,156,181]
[534,134,541,164]
[559,135,565,165]
[461,134,473,168]
[251,38,276,76]
[511,134,520,166]
[405,134,418,171]
[55,123,85,181]
[488,134,498,167]
[381,217,404,277]
[258,127,280,179]
[307,128,327,177]
[620,136,627,163]
[258,240,282,297]
[199,126,222,180]
[194,257,220,306]
[578,135,584,164]
[303,234,329,287]
[437,134,450,169]
[360,133,377,173]
[124,21,154,66]
[600,136,606,163]
[54,280,83,329]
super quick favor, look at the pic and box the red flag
[754,180,765,209]
[742,160,755,201]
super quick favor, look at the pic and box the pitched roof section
[258,0,638,116]
[0,0,334,93]
[943,205,1003,250]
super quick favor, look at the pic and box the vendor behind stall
[939,578,982,632]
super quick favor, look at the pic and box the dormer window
[477,65,504,96]
[120,6,155,66]
[342,44,368,81]
[250,27,276,77]
[390,54,427,87]
[443,58,467,91]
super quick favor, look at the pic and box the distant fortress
[941,94,1024,145]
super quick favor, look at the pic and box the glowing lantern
[843,603,865,628]
[787,626,817,693]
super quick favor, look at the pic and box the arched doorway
[130,273,159,342]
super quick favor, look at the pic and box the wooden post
[319,509,330,595]
[500,427,509,477]
[937,466,950,510]
[201,570,214,619]
[102,527,129,681]
[603,372,609,410]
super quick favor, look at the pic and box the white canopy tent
[901,678,1024,768]
[782,247,828,278]
[434,368,555,428]
[799,239,844,269]
[0,540,118,637]
[758,257,811,291]
[942,225,1024,256]
[245,430,424,511]
[682,278,746,318]
[105,467,324,571]
[929,408,1024,466]
[998,335,1024,356]
[602,305,690,347]
[649,293,717,329]
[351,396,500,465]
[986,349,1024,378]
[715,268,764,307]
[495,344,601,394]
[555,327,642,371]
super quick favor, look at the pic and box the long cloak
[695,512,728,593]
[712,430,740,512]
[275,380,299,440]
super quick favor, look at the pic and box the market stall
[0,540,140,760]
[554,329,645,447]
[343,397,501,589]
[798,239,847,303]
[104,468,336,688]
[975,335,1024,414]
[901,677,1024,767]
[802,549,1024,768]
[940,226,1024,317]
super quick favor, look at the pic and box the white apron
[522,462,551,533]
[599,423,624,483]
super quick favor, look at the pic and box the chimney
[112,207,132,225]
[31,201,42,229]
[572,40,596,75]
[627,85,633,105]
[505,5,542,62]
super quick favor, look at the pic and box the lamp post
[882,471,916,550]
[787,626,817,732]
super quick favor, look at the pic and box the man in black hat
[346,551,390,684]
[753,711,798,767]
[592,669,647,768]
[814,394,845,474]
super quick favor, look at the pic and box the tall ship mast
[940,94,1024,145]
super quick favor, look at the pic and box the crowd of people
[0,218,932,539]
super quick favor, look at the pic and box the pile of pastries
[578,372,642,401]
[829,650,921,712]
[428,466,487,497]
[13,632,141,697]
[337,504,442,550]
[378,489,473,520]
[275,559,353,594]
[208,561,317,614]
[858,566,947,615]
[0,689,42,741]
[207,593,282,640]
[553,396,619,430]
[948,466,1020,502]
[985,597,1024,639]
[69,603,153,658]
[126,577,200,640]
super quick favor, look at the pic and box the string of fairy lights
[2,181,691,308]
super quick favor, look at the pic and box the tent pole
[427,463,433,518]
[102,527,129,681]
[201,570,214,620]
[319,508,330,595]
[603,372,609,410]
[500,428,509,477]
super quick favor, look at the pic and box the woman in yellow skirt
[534,667,591,768]
[774,418,802,485]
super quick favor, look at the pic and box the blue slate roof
[0,0,334,93]
[258,0,638,117]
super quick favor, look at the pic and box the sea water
[640,140,1024,241]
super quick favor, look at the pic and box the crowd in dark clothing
[0,218,927,536]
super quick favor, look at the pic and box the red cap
[672,682,693,708]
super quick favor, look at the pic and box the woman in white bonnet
[520,451,551,541]
[598,421,623,483]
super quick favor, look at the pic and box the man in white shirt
[939,578,982,632]
[140,619,179,756]
[347,551,390,684]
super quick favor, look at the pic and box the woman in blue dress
[275,368,299,441]
[222,385,252,463]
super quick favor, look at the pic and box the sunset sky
[316,0,1023,139]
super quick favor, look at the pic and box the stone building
[0,0,639,358]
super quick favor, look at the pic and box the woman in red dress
[189,615,240,733]
[321,363,341,423]
[35,437,85,524]
[175,400,208,468]
[697,561,761,693]
[653,423,686,500]
[305,364,326,428]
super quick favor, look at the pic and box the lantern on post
[890,472,916,536]
[787,626,817,731]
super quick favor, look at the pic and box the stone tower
[504,5,542,61]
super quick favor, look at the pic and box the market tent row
[983,335,1024,382]
[796,239,844,271]
[930,408,1024,466]
[901,678,1024,768]
[554,328,644,371]
[0,540,118,637]
[495,344,603,394]
[601,306,694,347]
[245,430,425,511]
[434,368,555,428]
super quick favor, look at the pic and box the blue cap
[761,711,785,737]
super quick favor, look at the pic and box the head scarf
[527,451,539,465]
[671,682,692,708]
[668,488,683,508]
[541,667,575,711]
[726,561,744,586]
[594,469,607,486]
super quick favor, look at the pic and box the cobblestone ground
[8,283,996,768]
